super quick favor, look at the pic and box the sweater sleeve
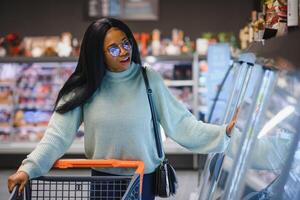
[17,99,82,179]
[147,69,230,154]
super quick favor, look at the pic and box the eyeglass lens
[108,40,131,57]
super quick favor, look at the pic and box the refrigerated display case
[275,118,300,200]
[199,65,300,199]
[219,66,278,200]
[198,53,265,200]
[221,69,300,200]
[198,32,300,200]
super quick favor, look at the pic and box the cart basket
[9,159,144,200]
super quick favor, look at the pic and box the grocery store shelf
[0,138,192,154]
[198,87,208,93]
[0,55,206,64]
[0,56,78,63]
[164,80,193,87]
[0,139,205,169]
[0,82,15,86]
[0,141,85,154]
[144,54,194,62]
[0,104,13,109]
[0,55,191,64]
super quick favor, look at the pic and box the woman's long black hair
[54,18,142,114]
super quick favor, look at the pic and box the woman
[7,18,237,199]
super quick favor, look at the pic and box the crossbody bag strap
[141,67,164,159]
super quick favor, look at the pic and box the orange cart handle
[53,159,144,175]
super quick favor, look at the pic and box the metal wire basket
[9,159,144,200]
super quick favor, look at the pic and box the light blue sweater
[19,62,230,178]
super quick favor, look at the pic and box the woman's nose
[119,46,129,56]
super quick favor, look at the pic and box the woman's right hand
[7,171,29,196]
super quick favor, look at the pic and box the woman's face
[103,27,132,72]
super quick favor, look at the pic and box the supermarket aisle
[1,169,198,199]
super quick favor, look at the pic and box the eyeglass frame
[106,39,132,57]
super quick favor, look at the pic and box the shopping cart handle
[53,159,144,175]
[8,185,23,200]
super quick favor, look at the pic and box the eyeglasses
[107,39,132,57]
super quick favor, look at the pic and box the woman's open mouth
[120,56,130,64]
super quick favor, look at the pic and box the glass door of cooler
[217,67,278,200]
[221,70,300,200]
[273,109,300,200]
[198,53,260,200]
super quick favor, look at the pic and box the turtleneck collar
[105,62,140,82]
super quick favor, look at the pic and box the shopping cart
[9,159,144,200]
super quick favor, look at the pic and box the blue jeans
[91,169,155,200]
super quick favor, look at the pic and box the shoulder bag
[141,67,178,197]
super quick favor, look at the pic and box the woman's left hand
[226,107,240,137]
